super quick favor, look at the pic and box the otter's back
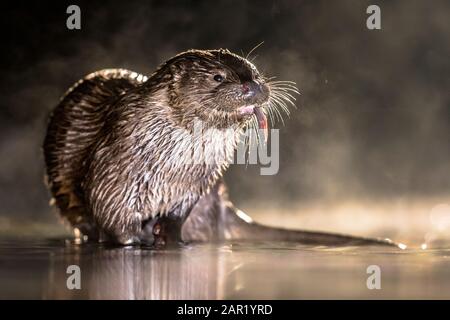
[43,69,148,230]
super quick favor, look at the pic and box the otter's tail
[183,181,401,248]
[220,207,399,247]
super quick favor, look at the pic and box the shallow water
[1,238,450,299]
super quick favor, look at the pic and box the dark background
[0,0,449,227]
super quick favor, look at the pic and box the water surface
[1,238,450,299]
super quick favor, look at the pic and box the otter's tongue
[254,106,268,143]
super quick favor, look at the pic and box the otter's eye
[213,74,224,82]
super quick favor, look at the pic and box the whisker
[268,80,297,85]
[246,41,265,60]
[269,84,300,95]
[268,100,286,125]
[268,80,300,89]
[271,91,296,108]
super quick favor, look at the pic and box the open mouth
[237,104,268,142]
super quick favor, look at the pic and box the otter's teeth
[238,105,255,115]
[254,106,268,143]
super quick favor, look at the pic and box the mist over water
[0,0,449,242]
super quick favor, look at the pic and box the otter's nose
[242,81,263,99]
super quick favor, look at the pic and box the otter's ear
[216,48,231,63]
[169,63,184,81]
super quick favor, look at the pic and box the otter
[43,49,398,248]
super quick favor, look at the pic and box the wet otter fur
[43,49,398,248]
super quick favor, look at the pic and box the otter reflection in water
[45,243,229,299]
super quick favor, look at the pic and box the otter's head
[150,49,298,138]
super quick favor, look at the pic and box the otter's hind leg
[49,185,100,241]
[141,203,195,247]
[151,216,185,247]
[140,216,184,247]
